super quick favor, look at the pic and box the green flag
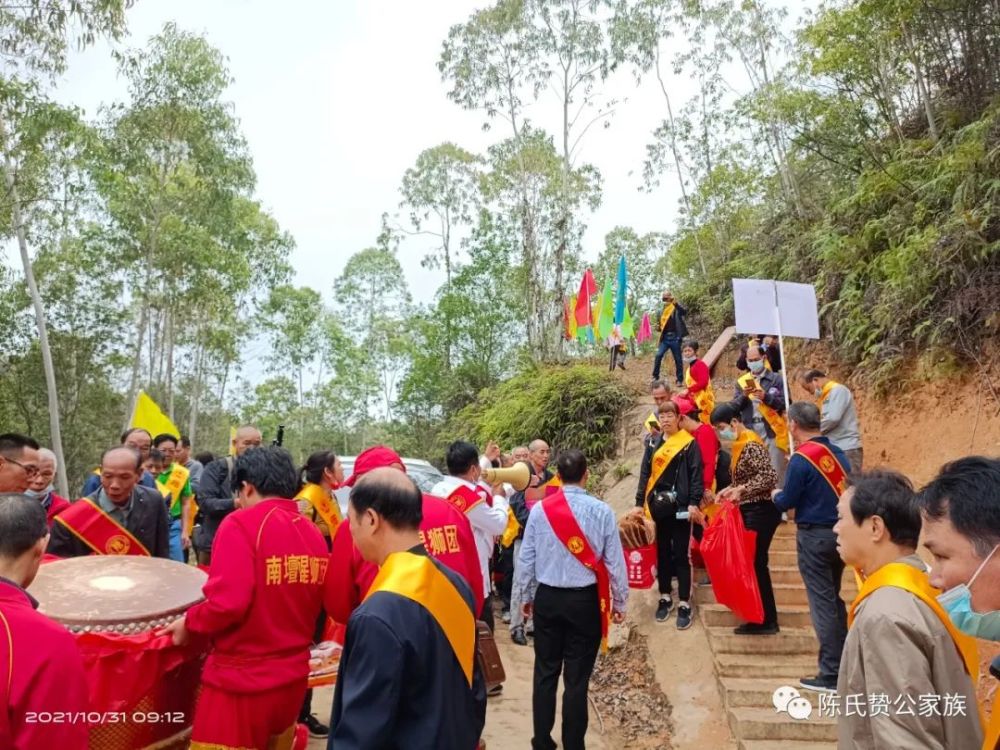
[622,306,635,339]
[597,280,614,340]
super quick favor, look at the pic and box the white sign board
[732,279,820,340]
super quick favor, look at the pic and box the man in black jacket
[651,291,688,386]
[48,446,171,558]
[733,345,789,486]
[192,425,261,566]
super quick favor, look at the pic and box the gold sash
[849,562,980,682]
[161,463,189,510]
[738,372,789,452]
[659,302,676,331]
[685,365,715,425]
[366,551,475,686]
[815,379,840,409]
[295,482,342,536]
[849,561,988,737]
[643,430,694,514]
[730,428,764,474]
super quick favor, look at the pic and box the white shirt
[431,475,509,598]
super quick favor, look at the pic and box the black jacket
[193,456,235,553]
[635,435,705,513]
[48,486,171,559]
[732,369,786,439]
[657,302,688,341]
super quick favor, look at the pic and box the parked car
[336,456,444,500]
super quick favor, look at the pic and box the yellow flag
[229,426,237,456]
[130,390,180,439]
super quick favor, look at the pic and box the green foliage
[445,364,635,464]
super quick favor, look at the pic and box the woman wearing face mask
[634,401,704,630]
[26,447,70,526]
[710,403,781,634]
[677,340,715,426]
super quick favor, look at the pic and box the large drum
[30,556,208,750]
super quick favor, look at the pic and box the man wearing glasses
[0,434,41,493]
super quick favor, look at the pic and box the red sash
[446,484,487,515]
[541,490,613,651]
[796,441,848,496]
[53,499,151,556]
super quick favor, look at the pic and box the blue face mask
[719,428,737,442]
[937,544,1000,641]
[748,360,765,374]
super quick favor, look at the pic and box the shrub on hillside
[444,365,636,462]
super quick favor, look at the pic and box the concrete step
[700,603,814,628]
[719,677,840,712]
[696,583,855,607]
[721,677,789,708]
[728,706,837,742]
[697,583,851,607]
[708,626,818,656]
[768,565,856,587]
[715,652,817,679]
[739,741,836,750]
[770,550,799,566]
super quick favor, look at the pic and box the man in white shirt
[432,441,510,636]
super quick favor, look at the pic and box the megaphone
[482,462,531,492]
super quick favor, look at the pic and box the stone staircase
[695,522,857,750]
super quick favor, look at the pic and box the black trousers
[531,584,601,750]
[480,592,495,633]
[299,533,332,721]
[298,607,327,721]
[655,513,692,601]
[740,502,781,626]
[797,526,847,681]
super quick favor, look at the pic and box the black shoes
[511,626,528,646]
[734,622,780,635]
[676,604,693,630]
[655,597,673,622]
[302,714,329,738]
[799,675,838,693]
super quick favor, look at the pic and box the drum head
[30,557,207,634]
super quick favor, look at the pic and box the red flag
[563,299,573,340]
[574,269,597,328]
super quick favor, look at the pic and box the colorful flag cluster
[563,257,645,346]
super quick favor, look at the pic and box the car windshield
[339,459,443,494]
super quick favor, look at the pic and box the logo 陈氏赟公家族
[773,686,813,721]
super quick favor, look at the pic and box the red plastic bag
[689,535,704,568]
[700,502,764,624]
[622,542,657,589]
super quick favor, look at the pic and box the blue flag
[614,255,627,326]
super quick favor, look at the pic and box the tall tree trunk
[187,340,205,444]
[123,301,149,431]
[166,309,175,421]
[655,45,708,277]
[902,22,939,142]
[1,133,69,498]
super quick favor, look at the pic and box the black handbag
[648,487,679,522]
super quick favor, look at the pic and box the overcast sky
[55,0,693,308]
